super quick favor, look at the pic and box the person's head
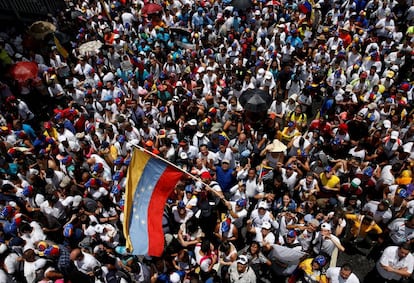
[305,173,314,184]
[339,263,353,280]
[282,193,291,205]
[320,222,331,236]
[221,159,230,170]
[200,239,211,254]
[405,215,414,229]
[377,199,390,212]
[219,241,231,254]
[258,201,268,215]
[294,105,302,115]
[307,219,320,232]
[261,221,272,236]
[312,255,327,270]
[249,241,260,255]
[285,229,297,243]
[324,166,333,178]
[70,248,83,261]
[236,255,249,273]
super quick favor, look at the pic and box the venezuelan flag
[124,149,183,256]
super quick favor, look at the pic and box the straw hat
[266,139,287,153]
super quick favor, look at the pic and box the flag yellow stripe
[124,149,151,252]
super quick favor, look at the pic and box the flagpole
[131,145,219,196]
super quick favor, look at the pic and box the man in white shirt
[70,248,100,276]
[326,263,360,283]
[374,243,414,282]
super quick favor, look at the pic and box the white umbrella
[78,40,103,56]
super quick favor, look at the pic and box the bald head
[70,248,83,261]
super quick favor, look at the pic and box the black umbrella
[46,31,71,46]
[239,88,273,112]
[231,0,253,10]
[71,10,85,20]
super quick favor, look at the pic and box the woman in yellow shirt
[278,121,301,144]
[344,214,382,248]
[289,255,328,283]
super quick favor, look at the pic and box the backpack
[106,269,132,283]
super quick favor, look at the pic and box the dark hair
[186,217,199,234]
[399,242,412,252]
[341,263,353,272]
[201,240,211,253]
[219,241,231,253]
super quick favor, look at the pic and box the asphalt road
[336,247,375,283]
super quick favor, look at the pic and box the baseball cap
[351,178,361,188]
[180,152,188,160]
[390,131,399,140]
[177,200,186,209]
[258,201,268,209]
[185,185,194,193]
[287,230,297,238]
[188,119,197,126]
[93,162,103,172]
[221,219,231,232]
[237,255,248,265]
[236,198,247,207]
[22,185,34,197]
[200,171,212,179]
[363,166,374,177]
[222,159,230,164]
[261,222,272,230]
[321,223,331,231]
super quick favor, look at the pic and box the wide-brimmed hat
[266,139,287,153]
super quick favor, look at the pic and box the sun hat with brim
[266,139,287,153]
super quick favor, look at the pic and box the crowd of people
[0,0,414,282]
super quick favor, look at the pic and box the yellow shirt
[319,173,340,188]
[345,214,383,237]
[299,258,328,283]
[287,111,307,125]
[43,129,59,140]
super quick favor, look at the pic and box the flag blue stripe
[129,157,168,255]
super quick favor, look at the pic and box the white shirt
[326,267,360,283]
[380,164,395,185]
[377,246,414,281]
[74,252,101,274]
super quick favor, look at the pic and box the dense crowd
[0,0,414,282]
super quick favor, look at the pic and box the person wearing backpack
[286,105,307,132]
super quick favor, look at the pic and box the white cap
[180,152,188,160]
[258,201,268,209]
[188,119,197,126]
[257,46,265,53]
[391,131,399,140]
[94,224,105,234]
[321,223,331,231]
[261,221,272,230]
[237,255,249,265]
[351,178,361,187]
[170,272,181,283]
[383,120,391,129]
[197,67,205,73]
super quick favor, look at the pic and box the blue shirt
[215,166,235,193]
